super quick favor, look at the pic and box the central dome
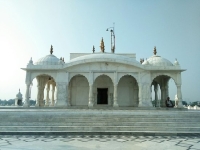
[35,54,60,65]
[69,52,140,65]
[146,55,173,66]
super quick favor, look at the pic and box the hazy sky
[0,0,199,102]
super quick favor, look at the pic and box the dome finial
[92,45,95,53]
[100,37,105,53]
[50,45,53,54]
[153,46,157,55]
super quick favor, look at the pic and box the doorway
[97,88,108,104]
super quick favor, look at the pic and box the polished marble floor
[0,135,200,150]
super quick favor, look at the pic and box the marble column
[138,83,142,107]
[160,85,166,107]
[45,82,50,107]
[165,84,169,98]
[176,84,183,108]
[133,87,139,107]
[56,82,68,107]
[113,84,119,107]
[154,84,158,107]
[50,83,55,106]
[23,83,31,107]
[88,84,94,107]
[35,76,48,107]
[67,84,71,106]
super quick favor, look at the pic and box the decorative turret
[140,58,144,64]
[100,38,105,53]
[153,46,157,55]
[174,58,180,66]
[50,45,53,54]
[15,89,23,106]
[28,57,33,65]
[92,45,95,53]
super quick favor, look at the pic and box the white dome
[35,54,60,65]
[147,55,173,66]
[69,52,140,65]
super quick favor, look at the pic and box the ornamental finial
[100,37,105,53]
[50,45,53,54]
[153,46,157,55]
[92,45,95,53]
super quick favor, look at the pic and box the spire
[28,57,33,65]
[100,37,105,53]
[92,45,95,53]
[153,46,157,55]
[50,45,53,54]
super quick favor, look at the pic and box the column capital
[176,84,182,87]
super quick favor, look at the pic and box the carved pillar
[35,76,48,107]
[45,82,50,107]
[50,83,55,106]
[56,82,68,107]
[109,93,113,106]
[138,83,143,107]
[165,84,169,98]
[176,84,183,108]
[68,83,71,106]
[154,84,158,107]
[133,86,139,107]
[113,84,119,107]
[160,83,167,107]
[138,83,152,107]
[88,84,94,107]
[23,83,31,107]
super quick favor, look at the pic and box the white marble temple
[21,43,185,108]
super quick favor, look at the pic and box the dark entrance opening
[97,88,108,104]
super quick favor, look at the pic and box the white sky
[0,0,199,102]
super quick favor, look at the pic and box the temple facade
[22,39,185,108]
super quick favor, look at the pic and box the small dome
[16,89,22,99]
[35,54,60,65]
[147,55,173,66]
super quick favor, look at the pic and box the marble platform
[0,108,199,135]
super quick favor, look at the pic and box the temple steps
[0,109,199,134]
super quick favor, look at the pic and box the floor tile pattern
[0,135,199,150]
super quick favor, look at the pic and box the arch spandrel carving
[117,73,139,85]
[69,73,89,84]
[94,73,114,85]
[151,72,179,85]
[31,72,57,84]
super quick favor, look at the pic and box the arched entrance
[118,75,139,107]
[93,75,113,106]
[151,75,176,107]
[69,75,89,106]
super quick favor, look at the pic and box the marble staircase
[0,108,199,135]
